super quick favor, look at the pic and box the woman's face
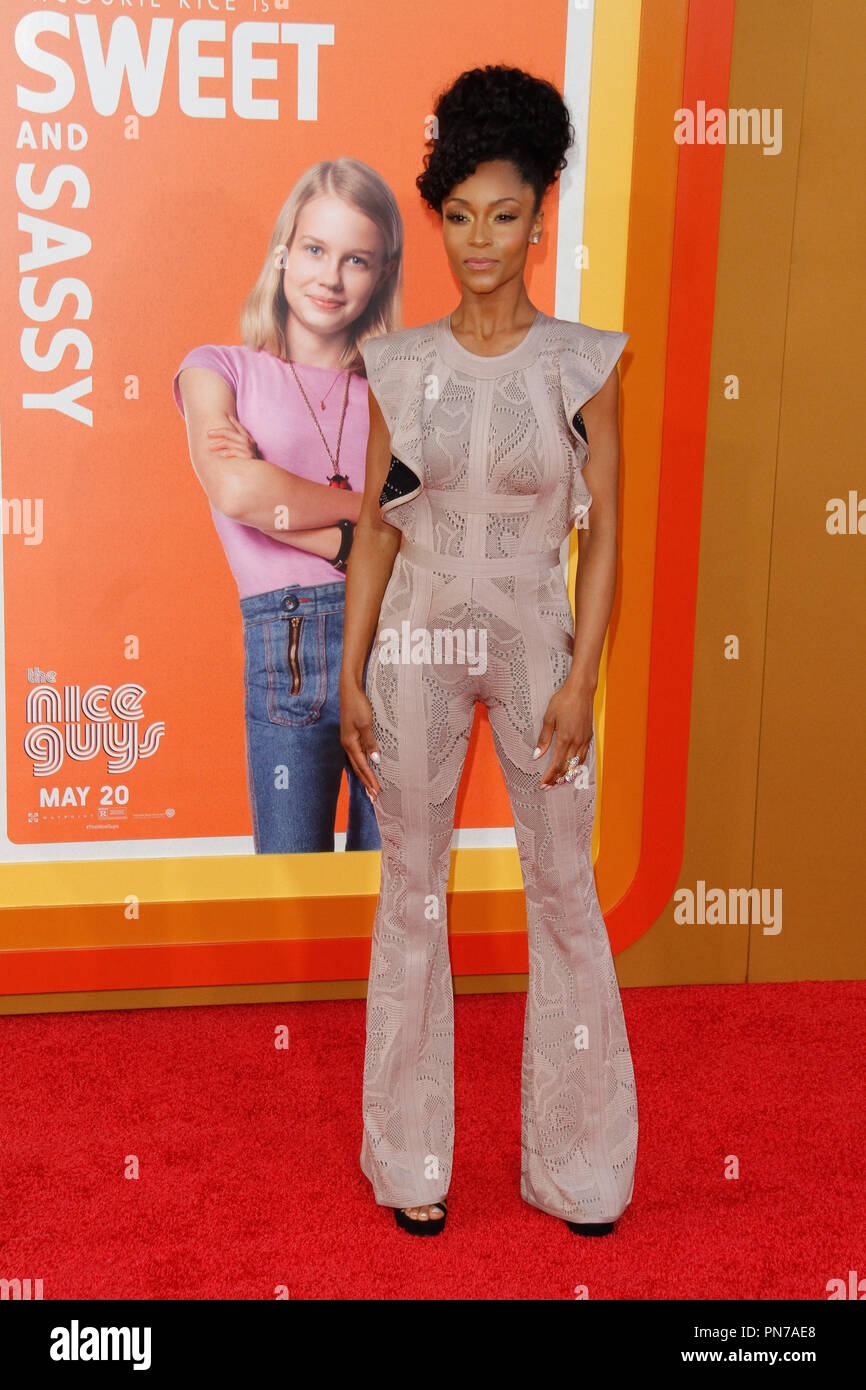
[281,194,391,338]
[441,159,541,295]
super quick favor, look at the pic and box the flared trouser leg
[482,596,638,1223]
[359,553,638,1221]
[360,588,477,1208]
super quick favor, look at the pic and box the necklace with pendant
[289,361,353,489]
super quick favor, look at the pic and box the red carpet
[1,980,863,1300]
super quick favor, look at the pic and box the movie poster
[0,1,580,871]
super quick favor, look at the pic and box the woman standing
[173,159,402,853]
[340,67,638,1234]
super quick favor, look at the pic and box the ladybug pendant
[328,474,352,490]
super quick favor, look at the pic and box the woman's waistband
[399,539,561,577]
[424,487,540,514]
[239,578,346,619]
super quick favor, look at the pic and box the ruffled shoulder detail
[554,318,629,450]
[359,324,436,459]
[360,323,438,521]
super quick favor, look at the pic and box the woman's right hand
[339,681,382,800]
[207,413,260,460]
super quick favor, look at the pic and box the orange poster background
[1,0,567,849]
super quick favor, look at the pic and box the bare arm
[535,363,623,787]
[565,365,621,695]
[176,365,362,535]
[268,522,343,560]
[338,390,402,798]
[339,389,402,685]
[201,404,345,560]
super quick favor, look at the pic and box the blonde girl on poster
[173,159,402,853]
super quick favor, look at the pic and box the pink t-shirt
[172,344,369,598]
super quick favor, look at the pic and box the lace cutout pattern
[359,315,636,1220]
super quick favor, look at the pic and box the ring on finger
[560,753,584,785]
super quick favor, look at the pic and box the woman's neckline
[438,308,547,376]
[446,307,542,358]
[247,347,348,373]
[281,357,347,374]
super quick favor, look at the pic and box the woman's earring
[530,233,541,244]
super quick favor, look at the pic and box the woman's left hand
[534,685,594,787]
[206,413,260,460]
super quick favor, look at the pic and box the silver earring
[530,234,541,244]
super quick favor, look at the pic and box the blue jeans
[240,580,381,854]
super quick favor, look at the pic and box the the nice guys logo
[25,671,165,775]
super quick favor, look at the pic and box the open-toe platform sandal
[393,1199,448,1236]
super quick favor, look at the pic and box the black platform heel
[565,1219,615,1236]
[393,1199,448,1236]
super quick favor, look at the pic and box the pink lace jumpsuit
[357,311,638,1223]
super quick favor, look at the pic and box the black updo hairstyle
[416,65,575,215]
